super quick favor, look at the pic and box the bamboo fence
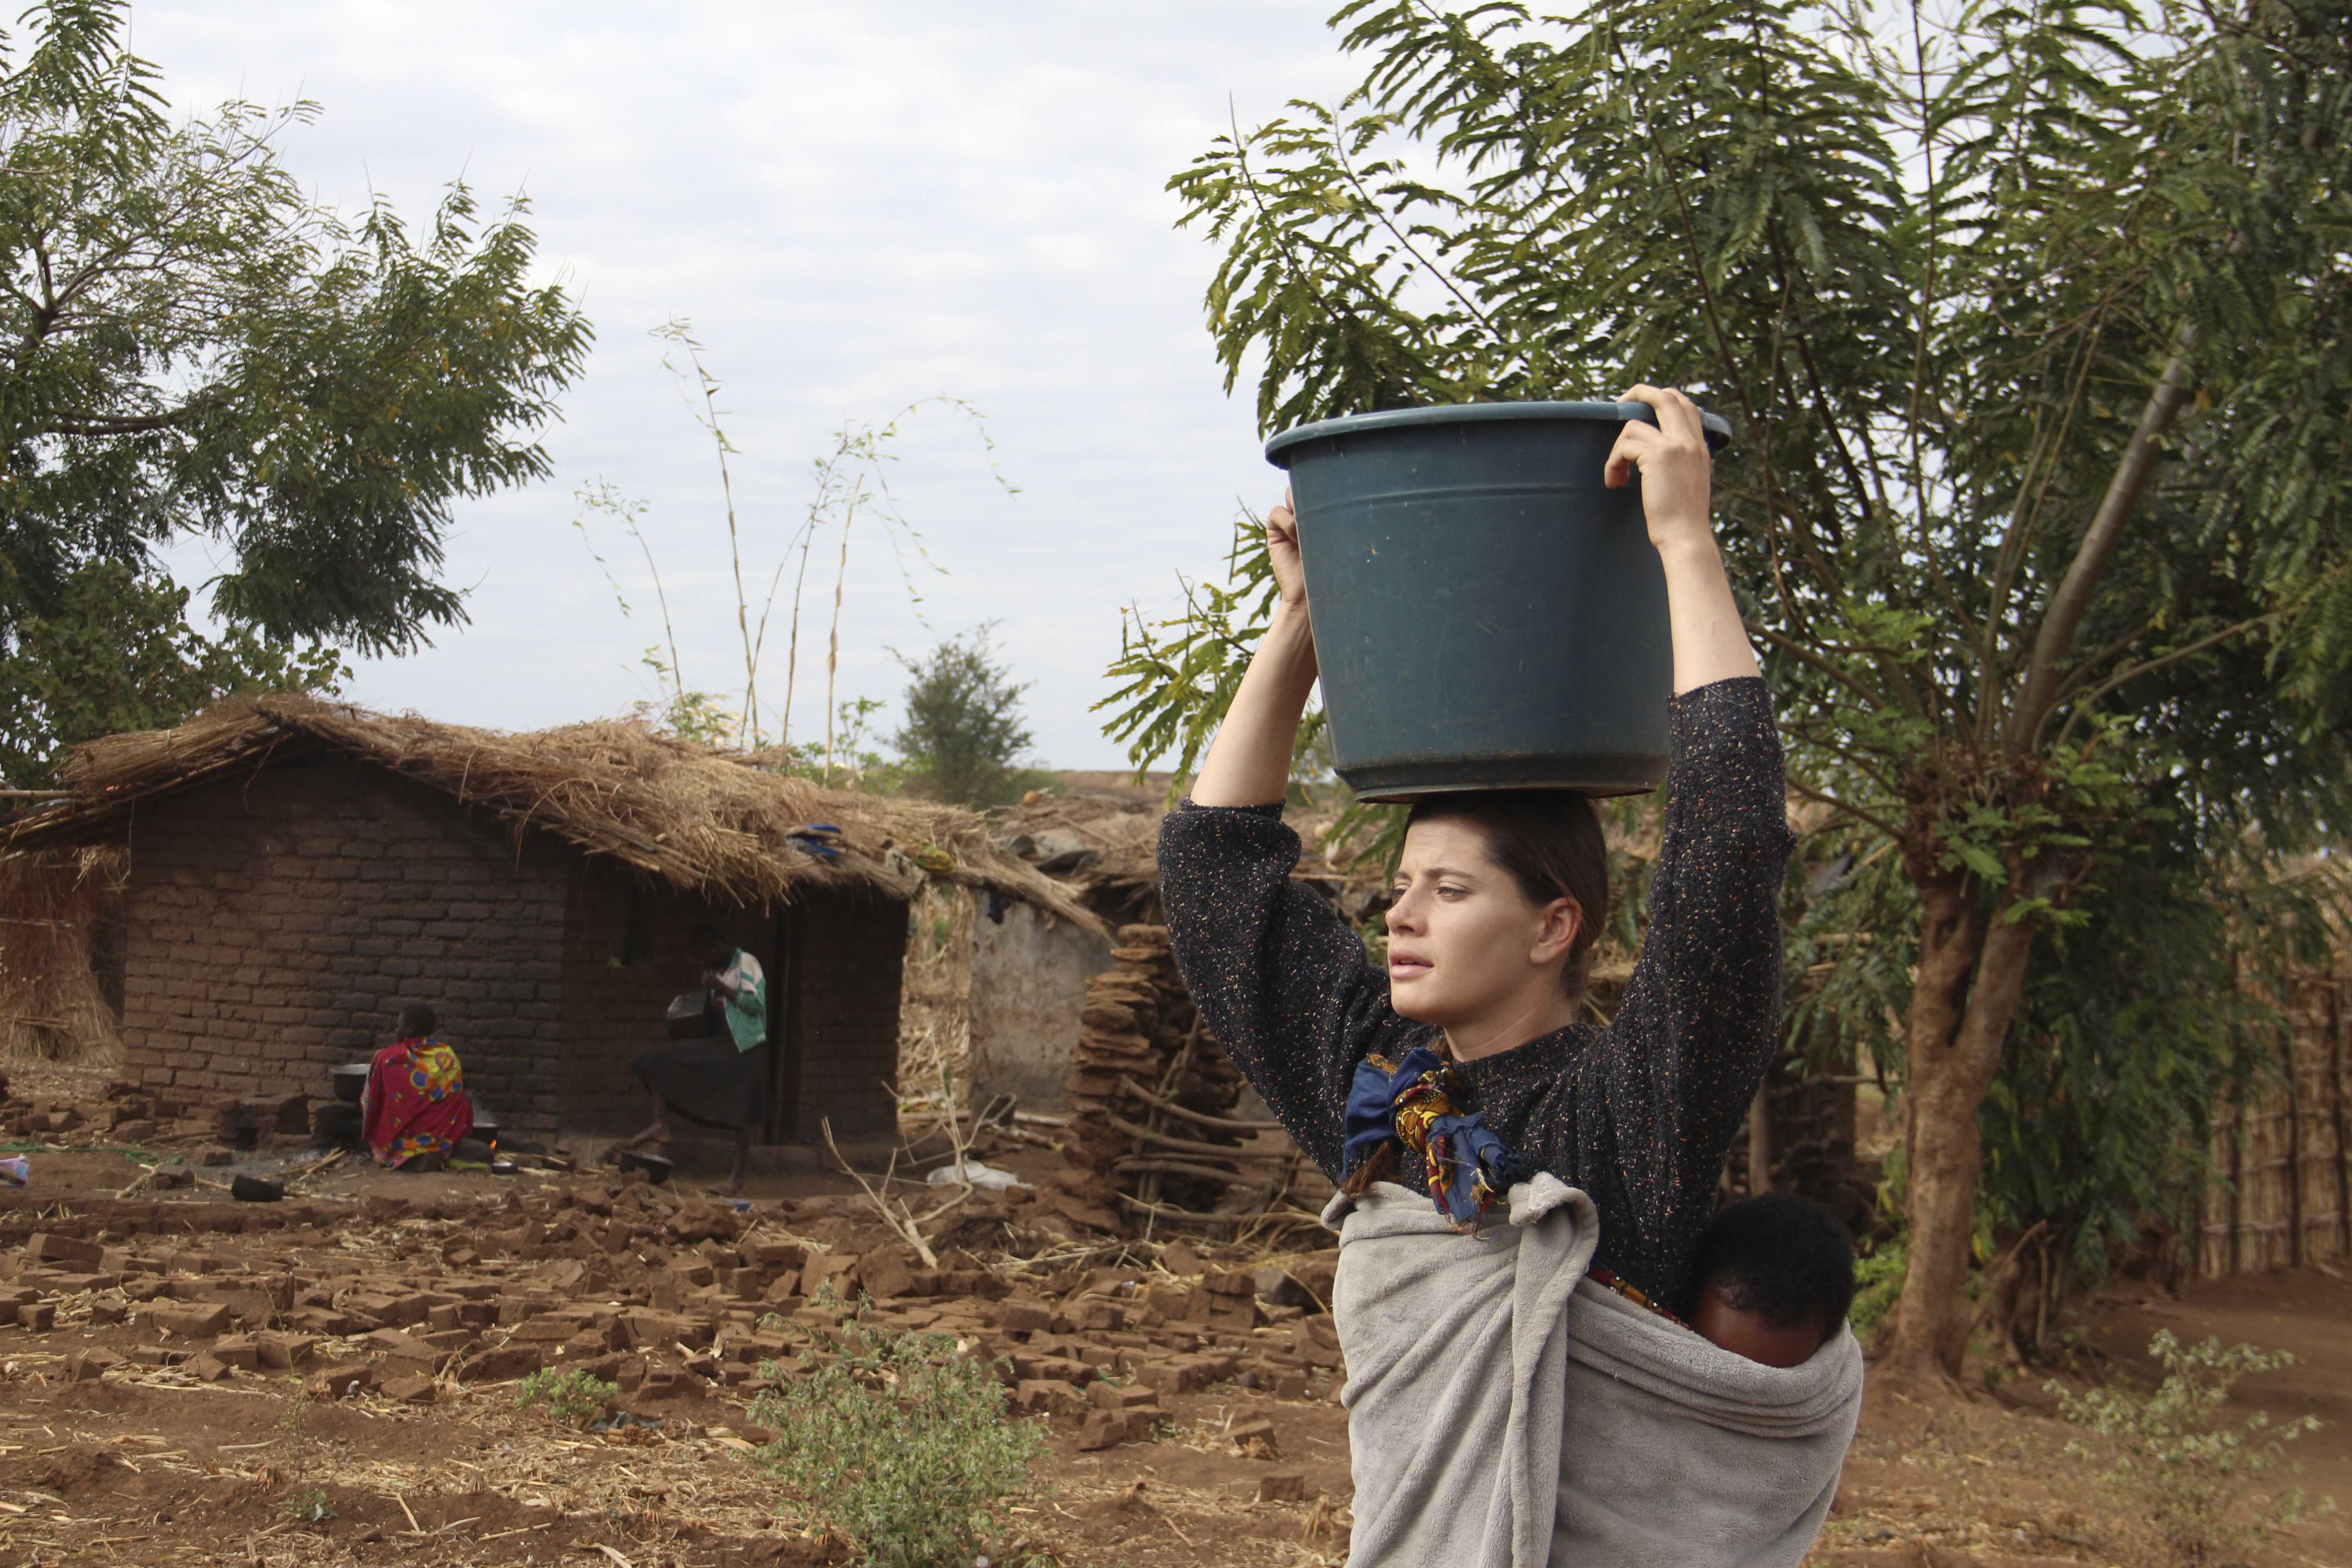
[2195,965,2352,1278]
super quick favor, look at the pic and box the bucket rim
[1264,398,1732,467]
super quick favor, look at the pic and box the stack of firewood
[1067,924,1293,1225]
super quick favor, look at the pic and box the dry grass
[3,693,1100,931]
[0,846,125,1065]
[897,880,975,1120]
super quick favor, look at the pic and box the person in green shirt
[622,925,768,1193]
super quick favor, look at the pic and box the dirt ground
[0,1071,2341,1567]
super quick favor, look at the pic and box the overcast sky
[134,1,1362,768]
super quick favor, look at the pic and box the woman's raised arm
[1604,386,1760,693]
[1190,491,1320,808]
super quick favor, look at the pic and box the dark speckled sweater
[1156,676,1795,1310]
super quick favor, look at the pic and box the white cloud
[135,0,1361,765]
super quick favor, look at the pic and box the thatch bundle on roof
[2,694,1101,932]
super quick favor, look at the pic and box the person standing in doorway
[622,925,768,1193]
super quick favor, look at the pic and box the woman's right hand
[1268,487,1306,609]
[1191,486,1319,807]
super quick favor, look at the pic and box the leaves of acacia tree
[0,1,590,660]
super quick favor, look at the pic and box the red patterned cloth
[361,1037,474,1168]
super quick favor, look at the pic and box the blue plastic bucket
[1264,401,1730,801]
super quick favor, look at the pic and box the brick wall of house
[557,860,779,1133]
[118,754,570,1132]
[784,890,908,1142]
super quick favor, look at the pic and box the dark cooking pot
[331,1063,372,1104]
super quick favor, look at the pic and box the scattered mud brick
[745,1240,806,1271]
[459,1344,544,1382]
[256,1332,323,1369]
[508,1316,579,1344]
[17,1302,55,1332]
[113,1118,158,1143]
[308,1361,377,1399]
[1014,1378,1083,1416]
[854,1246,915,1300]
[1129,1360,1193,1396]
[798,1251,855,1298]
[64,1348,122,1382]
[1258,1472,1308,1503]
[1089,1381,1160,1411]
[208,1333,261,1371]
[355,1329,439,1372]
[635,1365,690,1399]
[1228,1417,1279,1458]
[147,1301,231,1337]
[377,1372,436,1404]
[286,1306,359,1335]
[89,1294,129,1326]
[1274,1372,1315,1400]
[995,1300,1052,1335]
[1076,1408,1149,1450]
[186,1351,231,1382]
[34,1272,107,1295]
[533,1259,591,1293]
[23,1233,102,1267]
[1291,1318,1342,1367]
[1071,1300,1124,1332]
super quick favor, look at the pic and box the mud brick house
[1,696,1097,1144]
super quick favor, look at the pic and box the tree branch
[2002,324,2196,756]
[1784,774,1908,845]
[42,405,205,437]
[2048,611,2279,751]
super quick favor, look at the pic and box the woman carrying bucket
[1159,387,1861,1567]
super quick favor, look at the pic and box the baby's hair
[396,1003,437,1038]
[1681,1191,1855,1336]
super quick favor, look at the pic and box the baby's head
[1681,1193,1855,1368]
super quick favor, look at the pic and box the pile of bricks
[0,1179,1346,1451]
[0,1075,315,1160]
[1063,925,1254,1221]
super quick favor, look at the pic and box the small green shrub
[1847,1241,1905,1340]
[750,1295,1042,1568]
[513,1368,618,1429]
[2049,1330,2327,1566]
[282,1485,333,1523]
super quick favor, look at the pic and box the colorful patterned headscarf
[1343,1044,1528,1234]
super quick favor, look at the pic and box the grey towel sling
[1327,1175,1865,1568]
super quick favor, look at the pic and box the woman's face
[1384,818,1579,1030]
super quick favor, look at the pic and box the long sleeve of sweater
[1158,676,1794,1303]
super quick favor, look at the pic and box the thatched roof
[1,695,1103,932]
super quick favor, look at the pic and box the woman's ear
[1530,897,1582,966]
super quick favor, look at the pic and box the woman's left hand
[1603,385,1715,558]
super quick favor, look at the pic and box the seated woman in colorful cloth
[361,1003,475,1171]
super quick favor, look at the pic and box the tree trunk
[1883,878,2041,1378]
